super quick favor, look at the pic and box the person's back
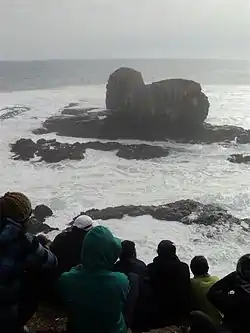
[147,240,191,326]
[208,254,250,333]
[0,192,57,331]
[114,240,147,277]
[50,215,94,275]
[190,256,221,325]
[58,226,129,333]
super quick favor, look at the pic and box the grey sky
[0,0,249,60]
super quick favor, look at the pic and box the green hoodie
[191,275,222,324]
[58,226,129,333]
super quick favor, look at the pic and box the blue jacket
[0,218,57,324]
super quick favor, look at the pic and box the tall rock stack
[106,67,210,139]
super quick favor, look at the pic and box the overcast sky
[0,0,249,60]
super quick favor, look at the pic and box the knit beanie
[0,192,32,223]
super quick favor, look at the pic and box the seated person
[114,240,147,277]
[208,254,250,333]
[147,240,191,327]
[58,226,129,333]
[50,215,94,275]
[190,256,221,324]
[0,192,57,332]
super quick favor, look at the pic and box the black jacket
[114,257,148,277]
[208,271,250,333]
[147,255,191,324]
[50,227,88,275]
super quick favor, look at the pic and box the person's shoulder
[136,258,147,267]
[111,271,129,285]
[179,260,189,271]
[209,275,220,283]
[59,266,80,282]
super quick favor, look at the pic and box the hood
[0,218,24,244]
[81,226,121,271]
[237,254,250,282]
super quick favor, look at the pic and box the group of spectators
[0,191,250,333]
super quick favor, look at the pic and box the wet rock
[116,144,169,160]
[80,199,239,226]
[61,107,96,116]
[228,154,250,164]
[34,204,53,222]
[11,138,37,160]
[106,67,145,111]
[0,105,30,120]
[11,138,170,163]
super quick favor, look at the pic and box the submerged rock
[0,105,30,120]
[11,138,170,163]
[117,144,169,160]
[79,199,240,226]
[228,154,250,164]
[34,204,54,222]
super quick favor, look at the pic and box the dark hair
[190,256,209,276]
[157,240,176,258]
[120,240,136,260]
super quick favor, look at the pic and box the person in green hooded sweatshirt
[190,256,222,325]
[58,226,129,333]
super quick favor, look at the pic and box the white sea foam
[1,84,250,276]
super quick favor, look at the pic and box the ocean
[1,59,250,277]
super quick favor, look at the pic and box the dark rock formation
[117,144,169,160]
[61,107,96,116]
[77,199,241,226]
[31,67,250,144]
[106,68,209,131]
[11,138,170,163]
[33,106,250,144]
[228,154,250,164]
[34,204,54,222]
[106,67,145,111]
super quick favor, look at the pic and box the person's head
[236,254,250,281]
[190,256,209,277]
[0,192,32,227]
[81,226,121,271]
[73,215,94,232]
[120,240,136,260]
[157,240,176,259]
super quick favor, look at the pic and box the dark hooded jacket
[50,227,89,275]
[114,241,147,278]
[147,241,191,325]
[208,254,250,333]
[0,217,57,326]
[58,226,129,333]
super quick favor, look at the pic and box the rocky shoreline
[27,198,250,237]
[32,106,250,144]
[11,138,170,163]
[74,199,243,227]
